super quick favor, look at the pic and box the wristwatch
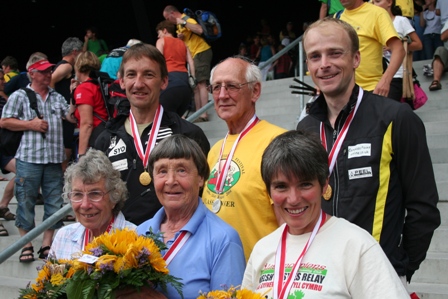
[182,20,187,26]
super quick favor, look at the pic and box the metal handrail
[0,35,308,264]
[187,35,307,123]
[0,204,73,264]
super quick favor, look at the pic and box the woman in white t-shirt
[374,0,423,101]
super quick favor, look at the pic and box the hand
[29,117,48,133]
[373,77,391,97]
[70,78,80,93]
[178,33,185,40]
[84,35,89,43]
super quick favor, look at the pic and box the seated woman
[71,51,108,156]
[49,148,136,260]
[123,134,245,299]
[242,130,409,298]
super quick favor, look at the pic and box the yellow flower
[50,273,66,286]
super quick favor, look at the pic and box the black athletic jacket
[94,110,210,226]
[297,85,440,281]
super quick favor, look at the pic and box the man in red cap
[1,54,76,263]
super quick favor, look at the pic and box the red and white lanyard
[83,216,115,249]
[214,115,259,193]
[320,88,363,175]
[273,211,327,299]
[129,104,164,170]
[163,231,191,266]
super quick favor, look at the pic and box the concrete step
[411,252,448,285]
[429,226,448,253]
[409,282,448,299]
[0,276,32,299]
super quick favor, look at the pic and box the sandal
[37,245,51,260]
[19,246,35,263]
[0,223,8,236]
[429,80,441,91]
[0,207,16,221]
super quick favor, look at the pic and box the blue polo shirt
[137,198,246,299]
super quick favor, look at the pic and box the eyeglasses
[208,81,255,95]
[65,190,111,203]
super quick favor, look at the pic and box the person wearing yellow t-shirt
[201,57,287,260]
[338,0,405,96]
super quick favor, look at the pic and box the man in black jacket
[297,18,440,287]
[94,43,210,225]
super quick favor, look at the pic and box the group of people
[0,2,442,299]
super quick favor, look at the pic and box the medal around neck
[212,198,222,213]
[139,171,152,186]
[323,185,332,201]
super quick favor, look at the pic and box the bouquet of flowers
[18,258,75,299]
[197,286,265,299]
[65,228,183,299]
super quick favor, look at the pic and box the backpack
[0,88,42,157]
[77,71,130,145]
[182,8,222,44]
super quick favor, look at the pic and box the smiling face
[119,56,168,112]
[71,178,116,237]
[211,58,260,133]
[153,158,204,217]
[304,24,360,99]
[270,172,328,235]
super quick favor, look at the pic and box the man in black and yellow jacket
[298,17,440,285]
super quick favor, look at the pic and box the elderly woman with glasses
[49,148,136,260]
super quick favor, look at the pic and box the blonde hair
[74,51,101,75]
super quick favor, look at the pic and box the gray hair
[63,148,128,216]
[261,130,329,194]
[26,52,49,81]
[209,56,262,92]
[148,134,210,181]
[61,37,83,57]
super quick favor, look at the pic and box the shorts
[433,46,448,71]
[0,153,13,174]
[194,48,213,84]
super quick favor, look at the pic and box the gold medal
[323,185,332,200]
[139,171,151,186]
[212,198,222,214]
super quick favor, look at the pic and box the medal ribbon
[320,88,363,175]
[215,115,259,193]
[129,104,164,170]
[83,216,115,249]
[273,211,326,299]
[163,231,191,265]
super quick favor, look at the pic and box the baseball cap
[28,60,55,72]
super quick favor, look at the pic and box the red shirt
[74,80,108,128]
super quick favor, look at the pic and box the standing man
[201,56,286,260]
[297,18,440,286]
[51,37,83,172]
[1,57,76,262]
[163,5,212,122]
[94,43,209,226]
[338,0,405,97]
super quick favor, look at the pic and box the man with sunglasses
[201,56,286,260]
[1,56,76,263]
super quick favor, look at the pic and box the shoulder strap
[21,88,41,118]
[334,9,344,19]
